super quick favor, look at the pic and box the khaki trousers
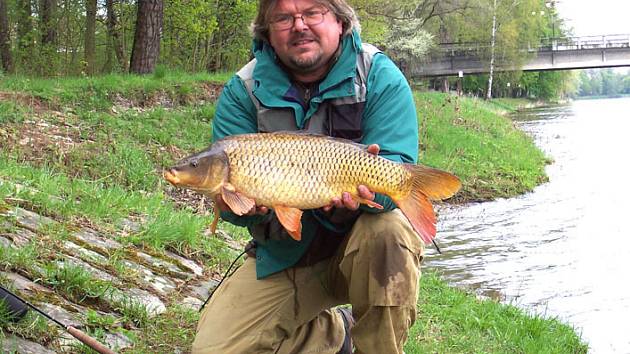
[192,209,425,354]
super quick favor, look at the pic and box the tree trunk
[84,0,96,75]
[106,0,128,72]
[129,0,163,74]
[206,0,234,71]
[17,0,33,49]
[40,0,56,45]
[486,0,497,100]
[0,0,12,72]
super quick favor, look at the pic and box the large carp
[164,132,461,244]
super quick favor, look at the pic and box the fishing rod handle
[66,326,116,354]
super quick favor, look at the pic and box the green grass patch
[129,305,199,353]
[416,92,549,201]
[0,101,27,124]
[0,71,230,111]
[406,272,588,353]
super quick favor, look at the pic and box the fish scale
[220,133,408,209]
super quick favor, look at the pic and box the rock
[2,272,52,295]
[165,251,204,277]
[118,218,141,233]
[72,228,122,253]
[0,236,12,248]
[37,303,84,328]
[135,251,190,279]
[1,335,56,354]
[189,278,220,301]
[54,332,81,352]
[215,229,243,250]
[9,227,38,247]
[58,256,117,283]
[8,208,56,231]
[180,296,203,311]
[119,259,178,295]
[103,331,134,351]
[108,287,166,317]
[63,241,108,264]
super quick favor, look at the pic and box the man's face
[268,0,343,79]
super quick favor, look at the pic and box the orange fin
[395,164,462,244]
[273,205,303,241]
[403,164,461,201]
[356,196,383,209]
[221,185,255,216]
[209,198,221,235]
[395,191,437,245]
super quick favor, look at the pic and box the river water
[426,97,630,353]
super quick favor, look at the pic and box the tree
[84,0,97,75]
[0,0,12,73]
[41,0,57,45]
[383,19,434,78]
[130,0,163,74]
[105,0,128,72]
[17,0,33,49]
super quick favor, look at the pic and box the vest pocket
[327,102,365,142]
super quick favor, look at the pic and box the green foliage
[578,69,630,97]
[85,309,118,330]
[0,101,26,124]
[43,263,112,303]
[384,20,434,63]
[2,0,256,75]
[130,305,199,353]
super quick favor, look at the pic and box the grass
[0,73,585,353]
[416,92,550,201]
[406,272,587,353]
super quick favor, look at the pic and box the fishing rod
[0,284,116,354]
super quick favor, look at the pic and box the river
[427,97,630,353]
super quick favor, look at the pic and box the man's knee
[340,210,424,307]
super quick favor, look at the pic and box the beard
[287,47,324,72]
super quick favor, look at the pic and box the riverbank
[0,73,587,352]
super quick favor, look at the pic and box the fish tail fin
[394,164,461,245]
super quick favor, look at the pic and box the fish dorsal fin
[221,184,255,216]
[273,205,303,241]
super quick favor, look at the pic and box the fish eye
[190,159,199,168]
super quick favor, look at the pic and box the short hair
[251,0,361,43]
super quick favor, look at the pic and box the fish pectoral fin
[356,196,384,209]
[221,185,255,216]
[273,205,303,241]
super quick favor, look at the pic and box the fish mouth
[163,169,180,185]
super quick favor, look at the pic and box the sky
[555,0,630,37]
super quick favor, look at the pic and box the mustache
[289,33,318,45]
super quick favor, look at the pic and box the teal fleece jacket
[212,30,419,278]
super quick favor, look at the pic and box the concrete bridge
[411,34,630,78]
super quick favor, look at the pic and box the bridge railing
[432,34,630,57]
[538,34,630,51]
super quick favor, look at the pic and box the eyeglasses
[270,9,331,31]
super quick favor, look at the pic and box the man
[192,0,423,353]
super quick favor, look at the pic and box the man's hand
[214,196,269,216]
[322,144,379,212]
